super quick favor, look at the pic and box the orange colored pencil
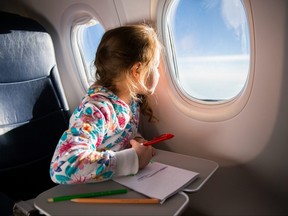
[70,198,160,204]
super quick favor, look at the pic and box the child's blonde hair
[93,24,162,122]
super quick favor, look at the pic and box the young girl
[50,24,162,184]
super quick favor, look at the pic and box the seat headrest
[0,11,56,82]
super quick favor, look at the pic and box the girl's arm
[50,100,138,184]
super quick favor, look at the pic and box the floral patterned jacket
[50,86,140,184]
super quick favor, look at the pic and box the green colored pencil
[47,188,128,202]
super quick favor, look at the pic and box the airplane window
[76,20,105,86]
[166,0,250,102]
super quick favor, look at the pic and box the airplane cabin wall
[145,0,288,215]
[0,0,287,215]
[144,0,288,215]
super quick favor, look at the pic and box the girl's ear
[131,62,142,80]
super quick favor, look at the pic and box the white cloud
[178,54,249,63]
[221,0,248,52]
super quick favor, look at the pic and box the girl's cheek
[149,70,160,93]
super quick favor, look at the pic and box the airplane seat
[0,11,70,211]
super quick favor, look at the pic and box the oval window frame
[157,0,255,122]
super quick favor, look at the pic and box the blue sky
[171,0,250,100]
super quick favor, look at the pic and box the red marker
[142,133,174,146]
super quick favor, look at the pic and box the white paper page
[113,162,199,202]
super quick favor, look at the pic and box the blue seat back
[0,11,70,201]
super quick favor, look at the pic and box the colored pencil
[142,133,174,146]
[70,198,160,204]
[47,189,128,202]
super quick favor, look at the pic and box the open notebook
[113,161,199,204]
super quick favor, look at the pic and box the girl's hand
[134,136,157,156]
[130,139,156,170]
[134,136,146,143]
[132,137,157,157]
